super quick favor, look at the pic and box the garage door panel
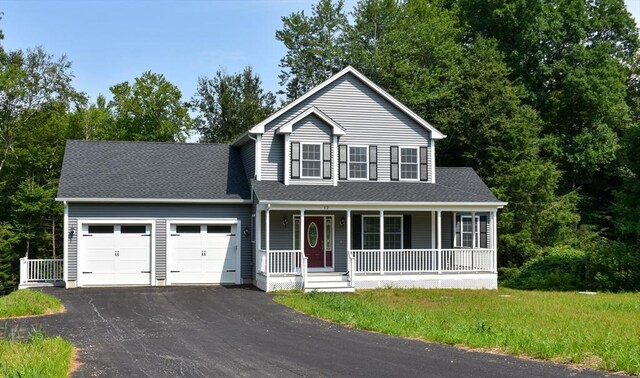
[169,224,238,285]
[80,223,151,287]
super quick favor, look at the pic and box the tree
[105,71,192,142]
[276,0,350,100]
[191,67,276,143]
[0,47,85,175]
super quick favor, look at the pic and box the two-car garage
[77,220,241,287]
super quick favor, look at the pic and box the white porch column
[492,210,498,272]
[265,208,270,279]
[63,201,68,287]
[437,210,442,274]
[299,209,305,252]
[346,210,351,255]
[431,211,435,250]
[379,210,385,274]
[472,211,476,249]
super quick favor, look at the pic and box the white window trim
[348,145,369,180]
[457,215,480,248]
[399,146,420,181]
[361,215,403,250]
[300,142,323,179]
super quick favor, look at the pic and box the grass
[274,288,640,375]
[0,290,64,319]
[0,328,73,377]
[0,290,72,377]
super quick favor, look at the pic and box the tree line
[1,0,639,291]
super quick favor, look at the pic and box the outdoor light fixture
[243,227,250,237]
[69,227,75,237]
[340,217,345,226]
[282,216,288,227]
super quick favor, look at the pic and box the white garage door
[169,224,238,284]
[80,224,151,286]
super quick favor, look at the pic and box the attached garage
[167,221,241,285]
[78,223,152,286]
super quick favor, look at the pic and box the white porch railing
[350,248,495,274]
[257,249,308,289]
[19,257,64,288]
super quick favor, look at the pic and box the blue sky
[2,0,639,104]
[1,0,354,102]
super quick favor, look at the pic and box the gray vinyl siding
[239,141,255,180]
[408,211,432,249]
[441,212,454,249]
[155,219,166,279]
[260,73,432,183]
[261,130,284,182]
[262,210,348,272]
[290,114,333,185]
[68,219,78,280]
[67,203,253,280]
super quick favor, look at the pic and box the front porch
[254,208,498,292]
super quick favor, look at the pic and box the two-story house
[33,66,505,292]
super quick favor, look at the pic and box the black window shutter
[291,142,300,179]
[339,144,347,180]
[323,143,331,179]
[480,215,488,248]
[455,214,461,247]
[420,146,428,181]
[369,146,377,181]
[390,146,399,181]
[352,214,362,249]
[403,215,411,249]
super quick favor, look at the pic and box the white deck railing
[19,257,64,288]
[350,248,495,274]
[268,250,304,275]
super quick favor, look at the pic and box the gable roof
[56,140,251,202]
[277,106,346,135]
[252,168,505,205]
[247,66,446,139]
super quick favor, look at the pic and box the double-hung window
[460,215,480,248]
[400,147,418,180]
[362,216,402,249]
[349,146,368,179]
[301,143,322,178]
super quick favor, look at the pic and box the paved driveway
[8,286,609,377]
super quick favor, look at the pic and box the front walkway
[4,287,605,377]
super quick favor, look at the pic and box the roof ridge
[67,140,230,147]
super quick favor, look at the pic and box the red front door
[304,217,324,268]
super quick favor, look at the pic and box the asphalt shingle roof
[57,140,251,200]
[252,168,499,203]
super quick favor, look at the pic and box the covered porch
[254,205,499,292]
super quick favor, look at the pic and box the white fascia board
[259,200,507,209]
[248,66,446,139]
[56,197,253,204]
[276,106,346,136]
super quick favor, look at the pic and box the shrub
[586,240,640,292]
[502,246,588,290]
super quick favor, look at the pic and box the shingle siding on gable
[290,114,334,185]
[260,73,432,182]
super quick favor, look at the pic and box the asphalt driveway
[7,286,609,377]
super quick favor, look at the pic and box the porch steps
[304,272,355,293]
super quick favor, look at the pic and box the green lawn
[0,330,73,378]
[274,288,640,375]
[0,290,63,318]
[0,290,72,377]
